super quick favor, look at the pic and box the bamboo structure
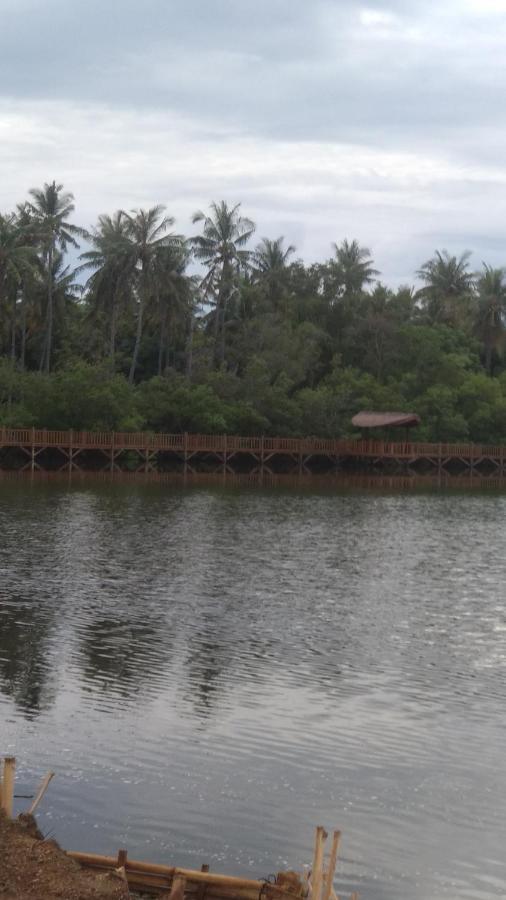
[310,826,327,900]
[322,831,341,900]
[1,757,16,818]
[28,770,54,815]
[67,852,265,897]
[0,760,356,899]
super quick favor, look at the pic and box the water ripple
[1,480,506,898]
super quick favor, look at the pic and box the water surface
[1,476,505,899]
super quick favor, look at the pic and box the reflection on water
[1,476,506,899]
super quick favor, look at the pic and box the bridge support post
[31,427,35,474]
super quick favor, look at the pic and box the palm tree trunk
[485,333,493,375]
[186,307,194,380]
[110,298,118,370]
[218,295,228,367]
[214,261,231,368]
[45,243,54,373]
[20,291,27,372]
[11,292,17,365]
[129,292,144,384]
[158,308,167,376]
[212,298,221,367]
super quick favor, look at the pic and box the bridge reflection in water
[2,468,506,493]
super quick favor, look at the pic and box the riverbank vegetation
[2,181,506,442]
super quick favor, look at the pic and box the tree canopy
[1,184,506,443]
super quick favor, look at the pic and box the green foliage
[3,183,506,442]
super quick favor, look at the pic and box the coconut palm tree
[252,236,296,307]
[0,212,39,365]
[147,243,195,375]
[475,264,506,374]
[32,250,81,366]
[28,181,84,371]
[190,201,255,367]
[332,239,379,297]
[417,250,475,326]
[119,206,182,383]
[78,211,135,366]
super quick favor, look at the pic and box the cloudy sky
[1,0,506,284]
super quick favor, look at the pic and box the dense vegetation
[1,181,506,442]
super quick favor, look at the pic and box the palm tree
[148,243,194,375]
[252,236,295,307]
[14,203,44,370]
[417,250,475,326]
[120,206,182,383]
[28,181,84,372]
[332,239,379,297]
[0,213,38,365]
[190,201,255,367]
[78,211,135,366]
[31,250,81,367]
[475,264,506,374]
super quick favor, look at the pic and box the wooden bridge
[1,427,506,473]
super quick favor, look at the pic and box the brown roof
[352,411,421,429]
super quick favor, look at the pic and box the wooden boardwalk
[1,427,506,473]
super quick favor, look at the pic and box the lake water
[1,475,506,899]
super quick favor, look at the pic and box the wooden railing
[0,428,505,460]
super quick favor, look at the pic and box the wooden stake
[197,864,210,900]
[170,874,187,900]
[28,771,54,815]
[322,831,341,900]
[1,757,16,818]
[310,826,327,900]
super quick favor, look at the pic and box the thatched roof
[352,411,421,429]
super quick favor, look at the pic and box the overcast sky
[1,0,506,284]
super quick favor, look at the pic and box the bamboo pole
[170,874,187,900]
[322,831,341,900]
[310,826,327,900]
[67,852,263,891]
[197,864,210,900]
[28,771,54,815]
[1,757,16,818]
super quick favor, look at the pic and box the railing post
[68,428,73,473]
[110,432,115,473]
[184,431,188,474]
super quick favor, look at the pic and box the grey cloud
[2,0,506,280]
[2,0,505,152]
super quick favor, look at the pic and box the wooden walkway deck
[1,427,506,473]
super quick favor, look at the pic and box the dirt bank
[0,811,130,900]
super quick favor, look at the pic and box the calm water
[1,476,506,900]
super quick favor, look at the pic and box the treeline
[1,181,506,442]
